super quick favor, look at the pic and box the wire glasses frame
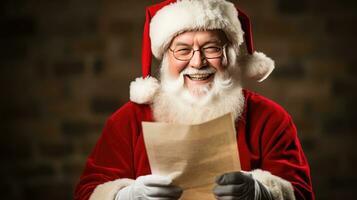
[169,44,227,61]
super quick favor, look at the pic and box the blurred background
[1,0,357,199]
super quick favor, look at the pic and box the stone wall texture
[1,0,356,199]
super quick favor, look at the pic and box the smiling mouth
[185,73,214,81]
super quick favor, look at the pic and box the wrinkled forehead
[169,29,229,47]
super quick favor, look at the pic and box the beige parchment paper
[142,113,241,200]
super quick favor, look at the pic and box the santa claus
[74,0,314,200]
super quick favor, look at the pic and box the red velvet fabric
[141,0,176,77]
[74,89,314,200]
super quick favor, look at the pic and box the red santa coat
[74,89,314,200]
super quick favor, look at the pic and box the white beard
[152,54,245,124]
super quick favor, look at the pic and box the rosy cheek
[217,63,226,72]
[208,59,225,72]
[169,60,187,77]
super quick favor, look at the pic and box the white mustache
[182,67,216,75]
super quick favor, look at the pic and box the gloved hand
[115,174,183,200]
[213,171,273,200]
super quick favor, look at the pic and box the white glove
[115,175,183,200]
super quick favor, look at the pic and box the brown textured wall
[1,0,356,199]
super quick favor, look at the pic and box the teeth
[187,73,212,80]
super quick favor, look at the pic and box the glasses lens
[203,46,222,58]
[174,48,192,61]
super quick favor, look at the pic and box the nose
[189,50,206,69]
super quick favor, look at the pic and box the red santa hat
[130,0,275,104]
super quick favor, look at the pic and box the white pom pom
[130,76,160,104]
[240,52,275,82]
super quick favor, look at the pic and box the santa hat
[130,0,275,104]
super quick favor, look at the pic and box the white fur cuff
[250,169,295,200]
[130,76,160,104]
[89,178,134,200]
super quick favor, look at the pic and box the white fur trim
[130,76,160,104]
[89,178,134,200]
[239,52,275,82]
[150,0,243,59]
[249,169,295,200]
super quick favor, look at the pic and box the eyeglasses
[169,44,226,61]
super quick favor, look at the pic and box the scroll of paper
[142,113,241,199]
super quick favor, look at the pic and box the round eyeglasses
[169,44,226,61]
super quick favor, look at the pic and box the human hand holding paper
[142,113,241,199]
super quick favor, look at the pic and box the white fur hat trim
[150,0,244,59]
[130,76,160,104]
